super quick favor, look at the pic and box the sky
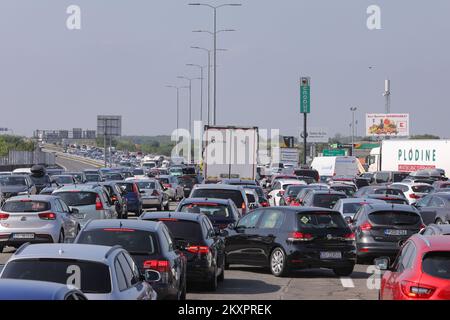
[0,0,449,138]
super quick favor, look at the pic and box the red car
[378,235,450,300]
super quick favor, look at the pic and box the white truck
[203,126,259,182]
[368,140,450,175]
[311,156,363,180]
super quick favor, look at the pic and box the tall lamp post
[177,76,201,138]
[186,64,205,126]
[189,2,241,125]
[350,107,357,156]
[166,85,188,153]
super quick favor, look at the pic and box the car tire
[0,245,4,253]
[333,266,354,277]
[270,247,289,277]
[179,276,187,300]
[218,256,225,282]
[206,267,218,291]
[58,230,65,243]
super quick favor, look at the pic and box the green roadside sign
[300,77,310,114]
[323,149,346,157]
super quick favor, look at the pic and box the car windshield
[85,174,101,182]
[53,176,73,184]
[313,194,347,209]
[179,203,232,219]
[117,183,133,193]
[56,192,97,206]
[343,202,367,214]
[422,252,450,280]
[2,201,51,213]
[30,175,50,185]
[297,212,347,229]
[133,169,145,175]
[152,219,202,243]
[1,259,111,294]
[0,176,27,186]
[191,189,244,207]
[77,229,157,254]
[368,211,420,226]
[136,181,156,190]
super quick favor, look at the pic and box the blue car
[0,279,88,300]
[116,181,143,215]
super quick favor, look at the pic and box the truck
[311,156,364,181]
[368,140,450,175]
[203,126,259,182]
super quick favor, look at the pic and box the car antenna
[119,221,123,228]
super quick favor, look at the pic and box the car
[0,243,158,300]
[64,172,83,183]
[0,195,80,252]
[377,235,450,300]
[279,185,311,206]
[432,180,450,192]
[74,220,187,300]
[332,198,385,222]
[329,183,357,198]
[371,171,411,184]
[268,179,307,207]
[293,168,320,183]
[190,184,249,216]
[177,175,200,198]
[116,181,143,216]
[242,185,270,207]
[51,175,78,186]
[244,188,260,209]
[0,175,37,200]
[224,207,356,277]
[52,185,117,228]
[413,192,450,225]
[354,186,407,199]
[132,168,147,179]
[349,203,424,264]
[419,224,450,236]
[82,173,103,183]
[176,198,241,229]
[290,185,330,206]
[126,179,169,211]
[219,179,258,186]
[0,279,88,300]
[96,181,129,219]
[157,175,184,201]
[391,182,435,205]
[301,190,347,209]
[169,166,183,177]
[140,212,225,291]
[103,172,125,182]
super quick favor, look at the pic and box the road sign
[302,128,328,143]
[323,149,346,157]
[300,77,311,114]
[282,136,295,148]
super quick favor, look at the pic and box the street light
[166,85,189,153]
[189,2,242,125]
[191,46,228,125]
[177,76,201,138]
[186,64,205,126]
[350,107,358,156]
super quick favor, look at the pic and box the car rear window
[286,185,307,196]
[117,183,133,193]
[159,178,169,184]
[1,259,111,294]
[179,203,232,219]
[331,186,356,197]
[56,192,97,206]
[77,229,157,254]
[374,188,404,196]
[393,173,410,182]
[368,211,420,226]
[54,176,73,184]
[422,252,450,280]
[343,202,366,214]
[0,176,27,186]
[152,220,203,243]
[85,174,101,182]
[313,194,347,209]
[191,189,244,207]
[297,211,347,229]
[133,169,145,176]
[294,170,319,181]
[136,181,156,190]
[2,201,51,213]
[412,185,434,193]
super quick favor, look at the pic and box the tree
[410,134,440,140]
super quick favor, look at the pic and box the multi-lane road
[0,154,377,300]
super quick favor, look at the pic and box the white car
[268,179,307,206]
[391,182,435,204]
[126,178,169,210]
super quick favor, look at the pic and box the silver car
[0,243,158,300]
[126,178,169,211]
[52,185,117,228]
[0,195,80,252]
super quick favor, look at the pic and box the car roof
[412,235,450,251]
[0,279,79,300]
[11,243,121,262]
[83,219,162,232]
[337,198,385,204]
[4,195,58,202]
[193,184,244,191]
[311,190,347,196]
[53,185,102,192]
[363,203,418,212]
[140,211,204,222]
[258,207,338,214]
[427,224,450,234]
[180,198,231,205]
[3,174,28,179]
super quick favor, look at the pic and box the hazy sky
[1,0,449,138]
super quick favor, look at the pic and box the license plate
[12,233,35,239]
[384,229,407,236]
[320,251,342,260]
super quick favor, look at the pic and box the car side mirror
[345,216,353,224]
[143,270,161,282]
[248,203,257,210]
[215,228,228,237]
[70,208,80,214]
[374,257,390,271]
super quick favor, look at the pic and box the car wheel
[206,267,218,291]
[218,256,225,282]
[0,245,4,253]
[333,266,354,276]
[58,230,65,243]
[179,277,187,300]
[270,247,289,277]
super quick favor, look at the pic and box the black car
[329,184,357,198]
[140,212,225,291]
[349,203,424,264]
[177,175,199,198]
[413,192,450,225]
[241,185,269,207]
[0,175,37,200]
[301,190,347,209]
[419,223,450,236]
[293,168,319,183]
[97,181,129,219]
[176,198,241,230]
[74,219,187,300]
[225,207,356,277]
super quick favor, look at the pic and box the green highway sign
[323,149,346,157]
[300,77,311,114]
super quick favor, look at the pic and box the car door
[204,217,225,273]
[57,199,78,237]
[52,199,69,237]
[268,182,281,206]
[117,252,149,300]
[253,209,285,264]
[415,195,434,225]
[161,226,183,296]
[225,210,264,265]
[433,196,450,223]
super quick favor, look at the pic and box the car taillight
[164,184,172,188]
[260,201,270,207]
[95,195,104,210]
[409,194,421,199]
[286,196,292,203]
[401,281,436,299]
[241,203,246,215]
[0,213,9,220]
[360,221,372,231]
[344,233,355,241]
[288,231,313,241]
[186,246,210,254]
[132,184,139,195]
[151,190,160,196]
[290,201,300,207]
[38,212,56,220]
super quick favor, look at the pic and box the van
[311,156,362,181]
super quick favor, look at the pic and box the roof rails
[105,245,123,259]
[14,242,31,255]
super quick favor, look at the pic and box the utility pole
[383,79,391,114]
[350,107,357,156]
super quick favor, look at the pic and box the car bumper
[287,246,356,270]
[186,261,214,283]
[356,241,402,259]
[142,198,161,208]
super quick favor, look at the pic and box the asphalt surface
[0,154,379,300]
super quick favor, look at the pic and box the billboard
[303,127,329,143]
[97,115,122,137]
[366,114,409,137]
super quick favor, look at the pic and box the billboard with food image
[366,114,409,137]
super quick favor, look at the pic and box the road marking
[340,277,355,288]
